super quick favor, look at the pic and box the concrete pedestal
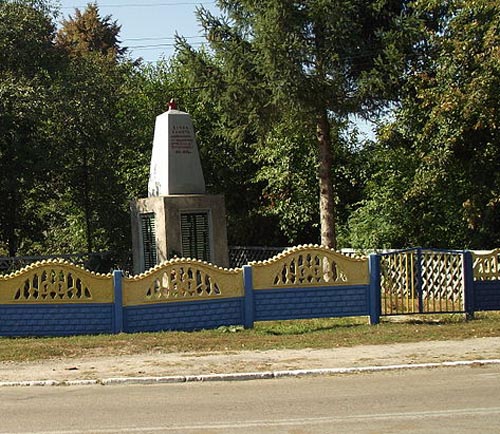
[131,195,229,273]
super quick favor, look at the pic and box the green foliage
[345,138,418,249]
[42,3,137,255]
[347,0,500,249]
[0,1,139,257]
[170,42,289,245]
[254,117,319,243]
[2,0,497,261]
[174,0,414,247]
[0,74,48,255]
[0,0,62,255]
[47,55,132,253]
[0,0,59,77]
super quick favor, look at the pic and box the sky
[56,0,375,138]
[57,0,220,62]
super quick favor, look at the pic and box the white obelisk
[148,99,206,196]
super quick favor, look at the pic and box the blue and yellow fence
[246,246,377,325]
[471,249,500,312]
[121,258,245,333]
[0,260,116,336]
[0,246,498,336]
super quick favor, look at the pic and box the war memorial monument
[130,100,229,273]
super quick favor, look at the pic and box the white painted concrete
[148,109,205,196]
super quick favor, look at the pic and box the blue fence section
[473,281,500,312]
[366,254,381,324]
[253,285,369,321]
[124,298,245,333]
[469,249,500,312]
[0,304,115,337]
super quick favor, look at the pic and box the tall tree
[347,0,500,249]
[0,0,58,77]
[0,0,62,256]
[170,46,291,246]
[56,2,126,59]
[51,3,132,254]
[176,0,416,248]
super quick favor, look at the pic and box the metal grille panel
[181,212,210,262]
[140,213,157,271]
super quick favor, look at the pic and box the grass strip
[0,312,499,363]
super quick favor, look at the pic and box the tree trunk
[6,197,18,257]
[82,145,93,253]
[6,162,19,257]
[316,109,337,249]
[313,18,336,250]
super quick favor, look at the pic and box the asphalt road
[1,365,499,434]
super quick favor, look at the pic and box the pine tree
[56,2,126,59]
[176,0,415,248]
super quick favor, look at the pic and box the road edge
[1,359,499,388]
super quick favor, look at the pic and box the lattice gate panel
[380,250,418,315]
[380,249,465,315]
[420,251,464,313]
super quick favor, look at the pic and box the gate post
[463,251,475,320]
[243,265,255,329]
[369,254,381,325]
[112,270,124,333]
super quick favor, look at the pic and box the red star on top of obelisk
[168,98,177,111]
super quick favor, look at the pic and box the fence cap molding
[249,244,368,264]
[472,248,500,256]
[0,259,112,280]
[0,259,113,304]
[123,257,244,306]
[250,244,369,289]
[127,257,241,280]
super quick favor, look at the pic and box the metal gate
[380,248,465,315]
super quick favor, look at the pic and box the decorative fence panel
[122,259,245,333]
[249,245,373,323]
[472,249,500,311]
[0,261,115,336]
[380,249,465,315]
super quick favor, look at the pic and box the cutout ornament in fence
[15,270,91,301]
[0,260,113,304]
[473,249,500,281]
[123,259,244,306]
[145,266,221,300]
[251,245,369,290]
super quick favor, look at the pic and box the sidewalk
[1,337,499,386]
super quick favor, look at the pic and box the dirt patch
[1,337,499,383]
